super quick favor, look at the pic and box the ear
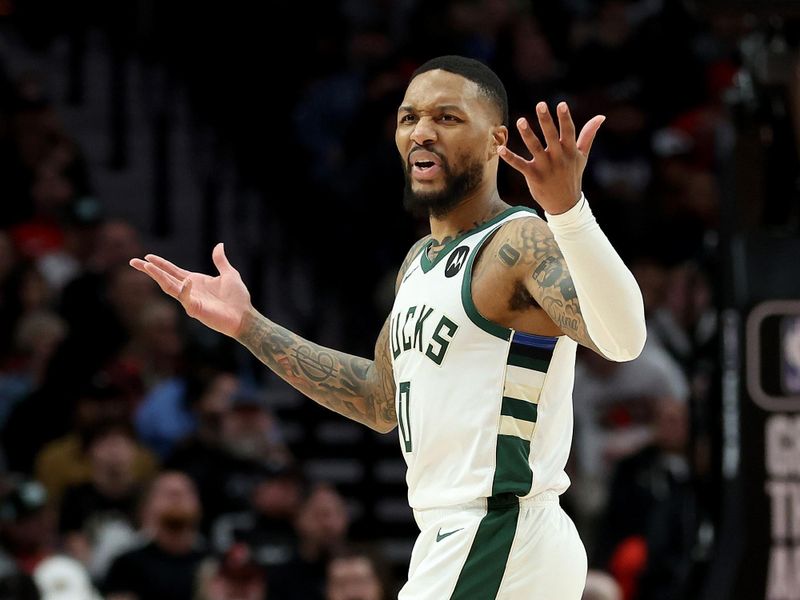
[490,125,508,158]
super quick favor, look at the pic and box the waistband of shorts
[412,490,559,525]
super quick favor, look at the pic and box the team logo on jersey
[445,246,470,278]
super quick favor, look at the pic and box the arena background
[0,1,799,599]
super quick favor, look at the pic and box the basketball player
[131,56,646,599]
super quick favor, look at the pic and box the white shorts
[399,492,587,600]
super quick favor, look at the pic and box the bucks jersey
[390,207,577,510]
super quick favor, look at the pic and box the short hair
[411,55,508,126]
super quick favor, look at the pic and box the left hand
[498,101,605,215]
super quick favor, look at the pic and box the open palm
[130,243,252,338]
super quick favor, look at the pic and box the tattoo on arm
[497,219,598,350]
[237,310,396,432]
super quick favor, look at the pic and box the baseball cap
[0,479,47,522]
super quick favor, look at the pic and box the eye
[440,114,461,122]
[400,114,416,123]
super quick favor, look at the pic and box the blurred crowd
[0,0,746,599]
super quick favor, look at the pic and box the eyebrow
[398,104,466,114]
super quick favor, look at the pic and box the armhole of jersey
[459,212,538,342]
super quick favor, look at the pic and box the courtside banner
[738,300,800,600]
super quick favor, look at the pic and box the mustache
[406,146,447,170]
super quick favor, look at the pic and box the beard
[402,153,485,218]
[158,506,200,533]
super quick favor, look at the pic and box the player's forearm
[545,194,646,361]
[236,308,396,432]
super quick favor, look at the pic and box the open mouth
[408,150,444,181]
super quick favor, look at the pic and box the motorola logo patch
[445,246,470,278]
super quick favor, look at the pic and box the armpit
[496,217,601,353]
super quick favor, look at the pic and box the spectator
[59,219,143,332]
[0,310,66,429]
[0,478,53,574]
[211,465,304,567]
[103,471,207,600]
[167,374,292,525]
[220,386,292,469]
[59,419,142,579]
[166,371,239,525]
[196,543,267,600]
[595,397,697,600]
[269,484,350,600]
[326,545,392,600]
[34,195,102,295]
[33,375,157,509]
[569,338,689,528]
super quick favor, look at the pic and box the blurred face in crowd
[88,429,136,492]
[206,573,266,600]
[19,266,51,312]
[30,164,74,213]
[252,475,303,519]
[204,544,266,600]
[396,69,506,218]
[136,299,183,359]
[94,220,143,271]
[653,397,689,454]
[297,485,349,548]
[222,402,276,460]
[196,373,238,443]
[106,266,158,327]
[141,473,201,535]
[327,556,383,600]
[15,311,67,360]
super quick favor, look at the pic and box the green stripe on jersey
[492,434,533,496]
[501,396,538,422]
[506,352,551,372]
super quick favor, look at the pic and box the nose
[410,116,437,146]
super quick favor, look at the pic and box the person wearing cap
[0,478,53,575]
[0,477,102,599]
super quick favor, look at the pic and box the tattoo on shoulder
[501,218,596,348]
[498,243,520,266]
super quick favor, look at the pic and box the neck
[428,187,508,247]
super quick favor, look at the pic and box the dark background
[1,1,799,599]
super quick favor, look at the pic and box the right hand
[130,242,252,338]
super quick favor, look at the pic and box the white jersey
[390,207,577,510]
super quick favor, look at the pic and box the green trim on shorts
[450,495,520,600]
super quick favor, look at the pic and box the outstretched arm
[237,309,397,432]
[131,243,397,432]
[499,102,645,361]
